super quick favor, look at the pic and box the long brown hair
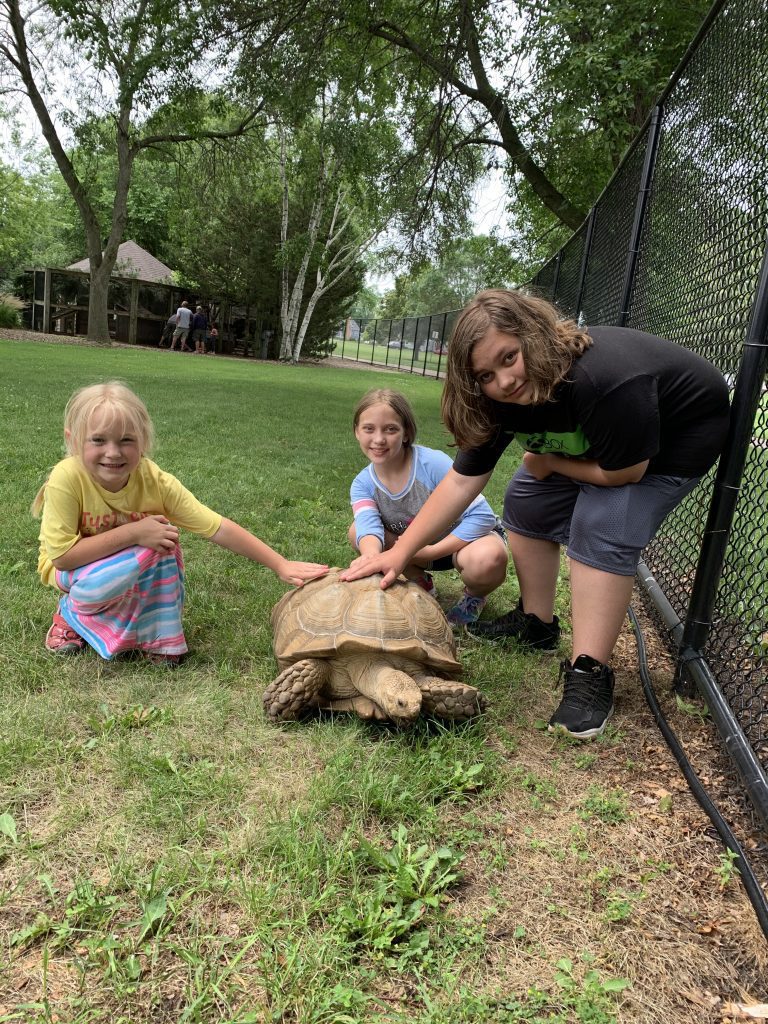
[441,289,592,449]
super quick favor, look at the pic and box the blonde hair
[441,289,592,449]
[353,388,418,446]
[32,381,154,516]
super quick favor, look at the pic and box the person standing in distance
[170,301,193,352]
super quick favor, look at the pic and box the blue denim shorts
[502,467,700,576]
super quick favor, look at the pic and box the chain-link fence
[332,312,460,378]
[530,0,768,829]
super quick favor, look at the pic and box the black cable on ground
[628,604,768,942]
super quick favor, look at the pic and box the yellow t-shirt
[38,456,222,587]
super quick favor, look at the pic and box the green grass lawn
[1,339,764,1024]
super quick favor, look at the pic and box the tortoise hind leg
[263,659,331,723]
[413,674,488,721]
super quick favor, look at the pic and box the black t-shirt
[453,326,730,478]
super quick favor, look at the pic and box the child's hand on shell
[279,561,329,587]
[339,550,404,590]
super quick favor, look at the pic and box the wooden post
[42,268,52,333]
[128,279,139,344]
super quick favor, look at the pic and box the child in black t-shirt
[340,289,730,740]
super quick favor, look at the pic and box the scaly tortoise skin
[263,569,488,724]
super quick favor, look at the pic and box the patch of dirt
[0,327,102,347]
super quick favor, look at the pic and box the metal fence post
[550,250,563,302]
[371,319,378,365]
[435,313,448,379]
[617,105,664,326]
[42,268,51,333]
[574,209,596,320]
[410,318,419,373]
[423,315,432,376]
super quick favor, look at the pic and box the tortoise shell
[271,569,462,677]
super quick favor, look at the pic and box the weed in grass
[638,858,672,883]
[602,890,644,923]
[578,785,629,824]
[357,823,463,906]
[253,930,375,1023]
[674,693,710,719]
[87,702,170,736]
[336,824,463,966]
[401,958,630,1023]
[81,933,143,995]
[568,825,592,862]
[169,932,262,1022]
[554,954,631,1023]
[0,810,18,865]
[11,877,125,958]
[510,766,558,811]
[574,752,597,770]
[11,911,55,949]
[447,914,490,954]
[715,848,741,888]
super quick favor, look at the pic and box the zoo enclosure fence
[331,311,459,378]
[339,0,768,843]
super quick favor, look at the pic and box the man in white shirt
[170,301,193,351]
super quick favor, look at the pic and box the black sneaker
[467,600,560,650]
[548,655,615,739]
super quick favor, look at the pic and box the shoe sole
[45,644,85,656]
[547,704,614,739]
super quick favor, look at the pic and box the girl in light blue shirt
[349,388,508,626]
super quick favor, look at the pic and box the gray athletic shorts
[502,467,700,576]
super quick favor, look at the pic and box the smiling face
[354,402,409,469]
[470,326,533,405]
[76,409,142,492]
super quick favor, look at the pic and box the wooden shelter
[26,242,189,344]
[24,241,280,354]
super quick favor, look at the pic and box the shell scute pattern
[271,571,461,674]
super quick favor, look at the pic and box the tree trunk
[87,261,114,342]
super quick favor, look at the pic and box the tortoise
[263,569,488,725]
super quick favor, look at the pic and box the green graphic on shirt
[516,427,590,457]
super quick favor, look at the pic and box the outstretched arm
[339,468,492,589]
[210,518,328,586]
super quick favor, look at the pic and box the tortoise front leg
[263,659,331,723]
[412,674,488,721]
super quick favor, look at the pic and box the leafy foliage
[376,236,522,318]
[0,292,23,327]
